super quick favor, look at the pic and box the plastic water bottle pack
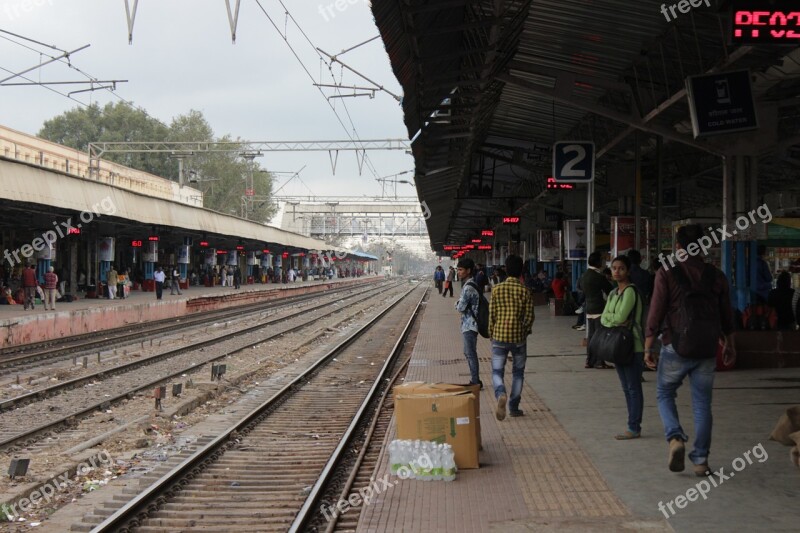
[388,439,456,481]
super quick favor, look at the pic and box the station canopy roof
[371,0,800,252]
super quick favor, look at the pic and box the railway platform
[357,288,800,532]
[0,275,381,350]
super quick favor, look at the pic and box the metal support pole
[634,133,641,254]
[721,155,733,279]
[656,136,663,259]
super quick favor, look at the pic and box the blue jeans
[462,330,480,385]
[491,341,527,411]
[656,344,716,465]
[616,352,644,433]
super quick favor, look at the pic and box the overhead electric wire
[276,0,384,179]
[256,0,385,181]
[0,64,88,107]
[0,30,165,130]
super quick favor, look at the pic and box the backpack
[465,280,490,338]
[670,264,721,359]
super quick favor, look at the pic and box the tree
[38,105,277,221]
[39,102,171,178]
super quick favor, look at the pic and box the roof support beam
[497,72,724,156]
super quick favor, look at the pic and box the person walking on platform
[489,255,534,420]
[171,266,183,295]
[434,266,445,294]
[600,255,644,440]
[581,252,614,369]
[443,266,455,297]
[43,266,58,311]
[221,266,228,287]
[226,266,234,288]
[107,266,118,299]
[22,264,37,310]
[455,258,482,389]
[645,224,736,476]
[154,266,166,300]
[233,266,241,289]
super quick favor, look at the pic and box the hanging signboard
[564,220,587,260]
[686,70,758,138]
[537,230,562,262]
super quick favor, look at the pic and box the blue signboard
[552,141,595,183]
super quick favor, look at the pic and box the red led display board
[443,245,458,251]
[471,239,482,244]
[502,217,520,225]
[199,241,209,247]
[68,227,81,235]
[481,230,494,237]
[546,176,574,190]
[478,245,493,251]
[148,236,159,242]
[731,2,800,44]
[236,245,245,251]
[131,240,143,248]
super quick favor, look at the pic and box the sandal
[614,430,641,440]
[595,363,614,369]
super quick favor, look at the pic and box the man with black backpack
[645,224,736,476]
[455,258,487,389]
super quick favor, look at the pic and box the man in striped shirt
[489,255,534,420]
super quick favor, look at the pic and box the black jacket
[579,268,613,314]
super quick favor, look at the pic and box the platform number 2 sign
[552,141,595,183]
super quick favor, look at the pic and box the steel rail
[0,281,391,412]
[0,282,405,451]
[291,289,426,532]
[89,284,423,532]
[0,279,378,363]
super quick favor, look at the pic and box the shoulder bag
[588,286,640,366]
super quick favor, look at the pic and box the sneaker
[693,463,712,477]
[495,394,507,421]
[575,324,586,331]
[668,437,686,472]
[575,306,584,314]
[509,409,524,417]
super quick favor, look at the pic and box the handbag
[588,286,640,366]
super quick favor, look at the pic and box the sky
[0,0,415,198]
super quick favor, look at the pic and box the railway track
[0,279,382,376]
[87,285,426,532]
[0,281,408,453]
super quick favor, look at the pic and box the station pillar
[142,240,158,291]
[735,241,748,311]
[572,260,586,292]
[178,239,191,286]
[98,237,115,297]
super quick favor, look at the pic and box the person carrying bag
[589,255,644,440]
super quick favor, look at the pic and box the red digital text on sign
[733,9,800,41]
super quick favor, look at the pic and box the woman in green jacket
[601,255,644,440]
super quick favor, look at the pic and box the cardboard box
[394,383,480,469]
[394,382,481,449]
